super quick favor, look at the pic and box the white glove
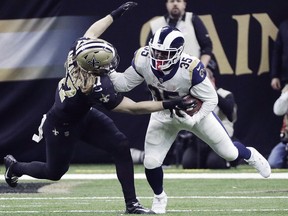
[173,110,197,127]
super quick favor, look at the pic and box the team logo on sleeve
[199,68,205,78]
[52,128,59,136]
[195,62,205,78]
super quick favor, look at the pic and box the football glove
[173,110,197,127]
[110,2,138,20]
[162,97,194,110]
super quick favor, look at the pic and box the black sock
[145,167,163,195]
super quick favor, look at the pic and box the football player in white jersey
[109,26,271,214]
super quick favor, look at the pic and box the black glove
[162,98,194,110]
[110,2,138,20]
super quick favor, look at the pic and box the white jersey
[110,47,238,168]
[110,46,218,123]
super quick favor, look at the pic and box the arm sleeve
[109,66,144,92]
[192,15,213,56]
[273,91,288,115]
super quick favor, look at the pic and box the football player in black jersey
[3,2,192,214]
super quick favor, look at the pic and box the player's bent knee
[143,156,162,169]
[47,167,68,181]
[48,172,64,181]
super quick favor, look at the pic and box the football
[182,94,203,116]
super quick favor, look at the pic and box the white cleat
[245,147,271,178]
[152,191,167,214]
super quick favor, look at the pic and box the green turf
[0,164,287,216]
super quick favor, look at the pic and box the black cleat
[125,200,155,214]
[4,155,18,188]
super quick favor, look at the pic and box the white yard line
[0,172,286,180]
[1,195,287,214]
[0,209,288,214]
[1,196,288,200]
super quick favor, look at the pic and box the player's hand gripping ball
[181,95,203,116]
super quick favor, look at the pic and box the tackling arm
[84,15,113,39]
[112,97,194,115]
[112,97,164,114]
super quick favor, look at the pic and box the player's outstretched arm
[84,2,137,39]
[112,96,193,115]
[110,2,137,20]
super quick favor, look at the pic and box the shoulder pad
[183,56,206,86]
[132,46,150,71]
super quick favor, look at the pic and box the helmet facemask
[149,45,183,71]
[149,26,184,71]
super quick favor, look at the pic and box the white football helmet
[149,26,184,71]
[75,38,119,74]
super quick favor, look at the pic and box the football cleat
[125,200,155,214]
[151,191,167,214]
[4,155,19,187]
[245,147,271,178]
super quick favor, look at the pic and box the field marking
[1,195,288,200]
[1,196,287,214]
[0,208,288,214]
[0,172,287,180]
